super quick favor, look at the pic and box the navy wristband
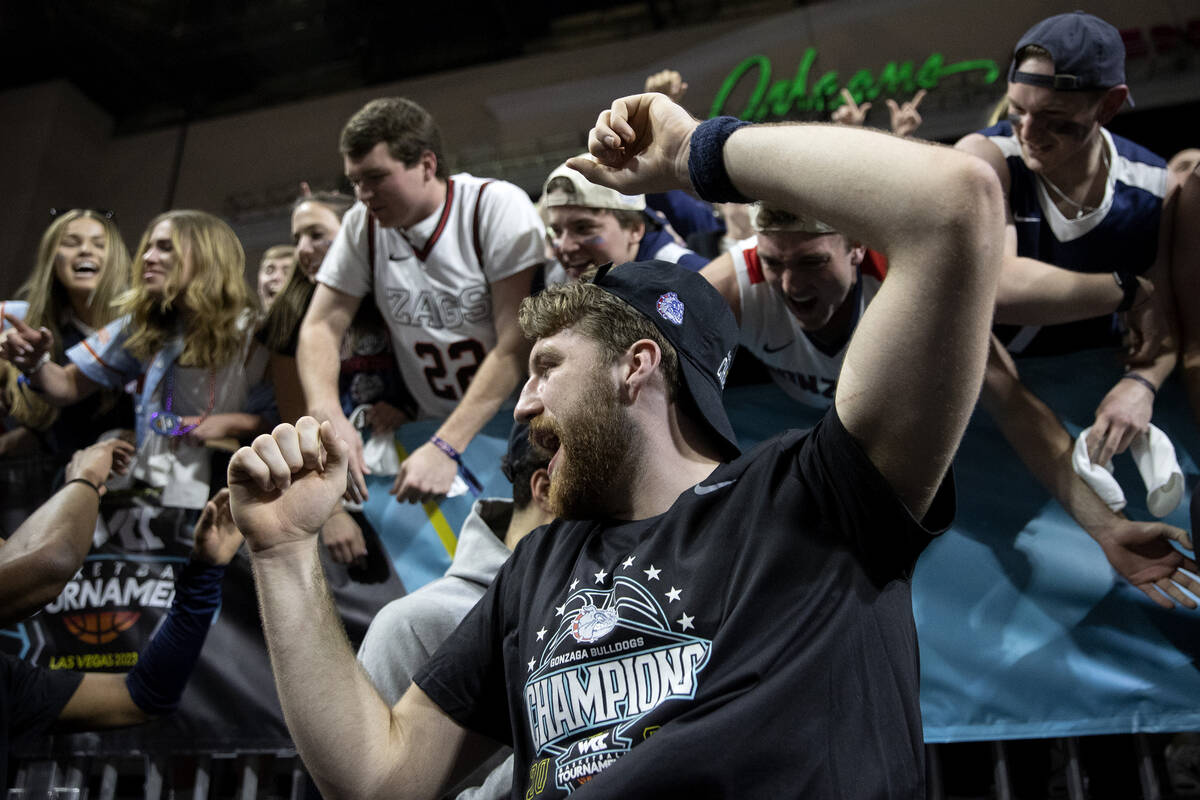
[429,436,483,498]
[687,116,754,204]
[1121,372,1157,397]
[124,559,225,715]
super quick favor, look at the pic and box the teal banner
[362,348,1200,742]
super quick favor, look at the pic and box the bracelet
[687,116,754,204]
[1112,271,1139,313]
[64,477,101,495]
[1121,372,1157,397]
[429,435,483,497]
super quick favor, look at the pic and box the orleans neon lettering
[710,48,1000,121]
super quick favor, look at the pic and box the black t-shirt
[415,410,953,798]
[2,654,83,789]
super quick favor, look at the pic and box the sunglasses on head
[49,208,117,221]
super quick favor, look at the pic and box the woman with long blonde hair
[1,210,131,436]
[0,210,134,533]
[1,209,268,511]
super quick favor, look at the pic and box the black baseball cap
[1008,11,1131,102]
[593,260,740,461]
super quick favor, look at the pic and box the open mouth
[529,422,563,476]
[72,260,99,276]
[787,295,819,314]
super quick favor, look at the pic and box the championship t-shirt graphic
[522,554,712,793]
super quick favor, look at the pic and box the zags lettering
[384,285,490,329]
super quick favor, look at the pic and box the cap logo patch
[656,292,684,326]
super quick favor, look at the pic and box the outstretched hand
[390,440,458,504]
[65,438,137,495]
[321,509,367,564]
[190,488,245,566]
[1095,519,1199,609]
[885,90,926,138]
[1,313,54,373]
[227,418,348,553]
[831,88,871,127]
[1086,377,1154,466]
[567,93,700,196]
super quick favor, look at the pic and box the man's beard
[533,373,636,520]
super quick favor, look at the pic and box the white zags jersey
[732,236,885,408]
[318,174,545,418]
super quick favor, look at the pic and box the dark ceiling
[0,0,795,134]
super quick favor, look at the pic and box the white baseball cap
[542,159,646,212]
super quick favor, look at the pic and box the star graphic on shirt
[677,613,695,631]
[570,579,579,591]
[644,565,661,581]
[555,603,567,616]
[528,658,537,672]
[621,555,636,569]
[536,627,547,641]
[594,569,608,584]
[665,587,681,603]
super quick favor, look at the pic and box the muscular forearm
[0,481,99,625]
[981,371,1124,537]
[297,321,348,420]
[994,257,1127,325]
[432,338,529,451]
[251,539,416,799]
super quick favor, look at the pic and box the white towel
[1130,424,1185,517]
[1072,428,1125,512]
[347,405,471,498]
[349,404,401,477]
[1072,424,1185,518]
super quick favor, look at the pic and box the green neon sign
[710,49,1000,120]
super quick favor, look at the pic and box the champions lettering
[710,48,999,121]
[44,576,175,614]
[525,641,709,752]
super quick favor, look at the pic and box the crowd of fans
[1,9,1198,798]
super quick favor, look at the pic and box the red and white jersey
[731,236,885,408]
[318,173,545,418]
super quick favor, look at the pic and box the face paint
[1007,112,1090,141]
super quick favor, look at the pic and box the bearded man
[227,92,1004,798]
